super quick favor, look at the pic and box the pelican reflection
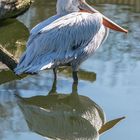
[16,80,125,140]
[16,81,105,140]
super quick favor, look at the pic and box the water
[0,0,140,140]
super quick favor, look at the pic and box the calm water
[0,0,140,140]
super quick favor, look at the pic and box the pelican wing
[30,15,60,35]
[15,12,103,74]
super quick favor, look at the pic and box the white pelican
[15,0,128,83]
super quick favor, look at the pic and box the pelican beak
[79,1,128,33]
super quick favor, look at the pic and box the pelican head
[57,0,80,14]
[57,0,128,33]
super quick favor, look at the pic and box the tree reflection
[89,0,140,12]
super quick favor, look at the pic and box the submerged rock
[0,0,31,20]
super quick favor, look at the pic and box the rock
[0,0,31,20]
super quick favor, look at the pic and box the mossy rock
[0,18,29,58]
[0,0,31,20]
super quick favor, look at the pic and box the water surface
[0,0,140,140]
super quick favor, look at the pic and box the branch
[0,45,18,71]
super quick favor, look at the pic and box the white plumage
[15,0,127,82]
[15,12,107,74]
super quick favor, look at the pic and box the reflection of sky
[0,0,140,140]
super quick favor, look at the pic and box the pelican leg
[72,71,78,84]
[53,68,57,81]
[48,68,57,95]
[48,72,57,95]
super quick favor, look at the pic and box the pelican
[15,0,128,83]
